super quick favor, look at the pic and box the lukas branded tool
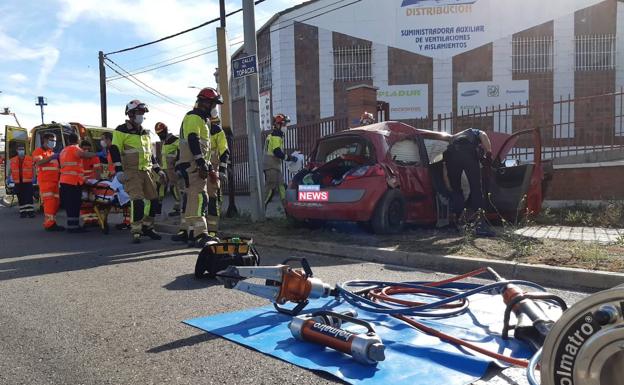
[289,310,385,365]
[218,258,335,315]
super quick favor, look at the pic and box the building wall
[387,47,433,120]
[546,165,624,200]
[294,23,320,124]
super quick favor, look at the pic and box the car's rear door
[4,125,29,194]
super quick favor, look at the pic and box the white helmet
[125,99,149,115]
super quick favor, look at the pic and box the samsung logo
[461,90,479,97]
[402,0,477,7]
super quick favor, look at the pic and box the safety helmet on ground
[125,99,149,115]
[360,111,375,125]
[154,122,168,134]
[273,113,291,128]
[196,87,223,104]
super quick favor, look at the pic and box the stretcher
[81,178,129,234]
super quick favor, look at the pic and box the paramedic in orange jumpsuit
[32,133,64,231]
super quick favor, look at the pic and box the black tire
[371,189,406,234]
[194,254,208,279]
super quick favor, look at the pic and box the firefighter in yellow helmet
[263,113,294,211]
[155,122,181,216]
[172,87,224,248]
[207,110,229,237]
[110,100,166,243]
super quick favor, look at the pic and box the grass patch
[535,202,624,228]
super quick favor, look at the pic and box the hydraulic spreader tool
[219,259,624,383]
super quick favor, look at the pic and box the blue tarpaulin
[184,294,532,385]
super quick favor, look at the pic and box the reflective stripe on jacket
[32,147,60,183]
[60,145,84,185]
[10,155,34,183]
[112,122,153,171]
[162,133,179,170]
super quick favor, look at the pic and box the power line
[107,82,183,120]
[105,0,267,56]
[104,59,190,109]
[269,0,362,34]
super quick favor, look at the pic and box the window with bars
[333,45,372,82]
[231,76,245,100]
[512,36,553,73]
[258,56,272,91]
[575,34,616,71]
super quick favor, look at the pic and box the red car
[285,121,549,234]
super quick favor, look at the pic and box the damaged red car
[285,121,550,234]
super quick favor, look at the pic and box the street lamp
[0,107,22,128]
[35,96,47,125]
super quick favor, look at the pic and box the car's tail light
[343,165,385,181]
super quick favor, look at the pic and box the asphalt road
[0,201,587,385]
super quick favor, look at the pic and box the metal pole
[99,51,107,127]
[216,0,238,217]
[242,0,265,221]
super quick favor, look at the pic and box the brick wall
[453,43,493,132]
[332,31,373,120]
[295,23,320,124]
[545,166,624,200]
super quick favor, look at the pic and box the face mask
[48,141,56,149]
[133,115,144,125]
[17,150,25,157]
[210,107,219,119]
[100,140,107,148]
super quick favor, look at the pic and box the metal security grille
[512,36,553,73]
[333,46,372,81]
[258,56,272,91]
[575,34,616,71]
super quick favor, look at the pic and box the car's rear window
[315,136,373,163]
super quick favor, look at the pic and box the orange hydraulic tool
[218,258,336,315]
[289,310,385,365]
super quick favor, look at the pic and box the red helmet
[125,99,148,115]
[154,122,167,134]
[197,87,223,104]
[273,113,290,128]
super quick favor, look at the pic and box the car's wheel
[371,189,406,234]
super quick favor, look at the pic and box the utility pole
[98,51,107,127]
[35,96,47,125]
[216,0,238,217]
[242,0,265,221]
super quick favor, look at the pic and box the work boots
[141,226,162,240]
[45,223,65,232]
[171,230,189,242]
[192,233,220,248]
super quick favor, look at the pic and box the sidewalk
[515,226,624,244]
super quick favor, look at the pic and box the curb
[154,222,624,293]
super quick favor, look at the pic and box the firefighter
[155,122,181,216]
[59,133,98,233]
[32,133,64,230]
[444,128,495,237]
[110,100,166,243]
[79,140,102,226]
[172,87,222,248]
[360,111,375,126]
[9,143,35,218]
[263,113,295,211]
[100,131,131,230]
[207,112,229,238]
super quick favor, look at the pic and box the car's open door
[4,125,30,195]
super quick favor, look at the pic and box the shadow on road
[163,274,219,291]
[146,332,220,354]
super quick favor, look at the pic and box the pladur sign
[377,85,428,119]
[291,0,604,59]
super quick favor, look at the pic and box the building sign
[298,0,604,59]
[232,55,257,79]
[377,84,428,119]
[259,91,272,131]
[457,80,529,112]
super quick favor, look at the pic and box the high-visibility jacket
[106,151,115,176]
[32,147,60,183]
[263,129,286,171]
[10,155,34,183]
[162,133,179,170]
[179,109,210,165]
[111,122,154,171]
[60,145,85,185]
[82,156,102,180]
[210,123,229,171]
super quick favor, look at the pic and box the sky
[0,0,304,133]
